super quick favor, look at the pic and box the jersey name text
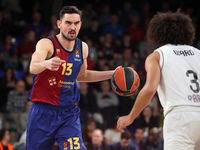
[173,50,194,56]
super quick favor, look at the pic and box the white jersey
[155,44,200,116]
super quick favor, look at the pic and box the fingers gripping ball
[111,67,140,96]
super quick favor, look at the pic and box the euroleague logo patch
[63,142,68,149]
[75,49,80,58]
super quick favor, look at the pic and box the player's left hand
[117,115,133,133]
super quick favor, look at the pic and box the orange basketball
[111,67,140,96]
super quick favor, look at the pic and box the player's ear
[57,20,61,29]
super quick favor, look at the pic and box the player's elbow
[77,70,90,82]
[77,72,87,82]
[76,77,82,82]
[29,66,34,74]
[144,84,157,96]
[77,77,85,82]
[29,65,38,74]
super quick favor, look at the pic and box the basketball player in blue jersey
[117,11,200,149]
[27,6,120,150]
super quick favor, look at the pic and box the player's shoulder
[189,45,200,52]
[81,41,89,58]
[37,38,53,46]
[34,38,54,55]
[36,38,53,50]
[154,44,170,52]
[145,50,160,65]
[81,41,88,50]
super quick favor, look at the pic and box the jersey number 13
[62,63,73,76]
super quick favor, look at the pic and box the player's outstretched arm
[77,42,120,82]
[117,51,161,132]
[30,39,65,74]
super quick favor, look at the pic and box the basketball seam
[124,88,139,96]
[129,68,135,91]
[114,72,122,91]
[123,67,127,91]
[114,69,126,92]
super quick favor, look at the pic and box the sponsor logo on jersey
[188,94,200,103]
[173,50,194,56]
[75,49,80,58]
[58,80,75,88]
[57,49,60,54]
[74,58,81,62]
[48,77,56,86]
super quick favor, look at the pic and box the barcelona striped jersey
[30,35,83,107]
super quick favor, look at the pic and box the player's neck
[57,34,75,52]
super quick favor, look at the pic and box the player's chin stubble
[62,33,76,41]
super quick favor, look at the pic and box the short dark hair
[147,11,195,46]
[59,6,82,20]
[121,130,132,139]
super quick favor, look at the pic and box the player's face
[57,13,82,41]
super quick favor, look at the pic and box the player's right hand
[117,115,133,133]
[45,57,66,71]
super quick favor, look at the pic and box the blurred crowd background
[0,0,200,150]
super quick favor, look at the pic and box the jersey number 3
[186,70,200,93]
[62,63,73,76]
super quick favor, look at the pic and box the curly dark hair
[147,11,195,46]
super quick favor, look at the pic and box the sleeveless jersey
[155,44,200,116]
[30,35,83,107]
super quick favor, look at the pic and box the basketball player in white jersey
[117,11,200,150]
